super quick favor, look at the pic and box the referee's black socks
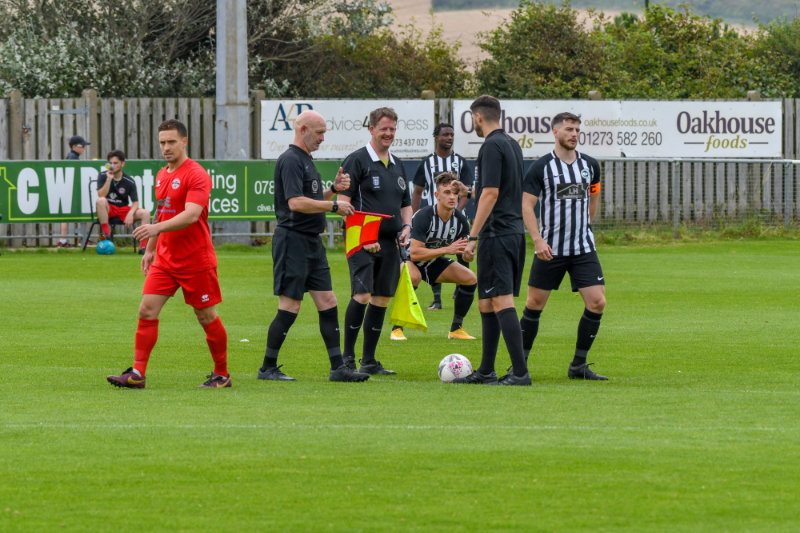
[520,307,542,361]
[478,311,500,375]
[573,309,603,366]
[262,309,297,371]
[361,304,387,364]
[318,306,344,370]
[497,307,527,377]
[343,299,367,359]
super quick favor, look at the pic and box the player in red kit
[106,119,230,389]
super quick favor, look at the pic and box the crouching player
[395,172,477,339]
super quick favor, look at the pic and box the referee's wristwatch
[468,236,478,241]
[331,201,339,213]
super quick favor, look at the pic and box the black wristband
[401,223,411,230]
[330,183,338,194]
[468,236,478,241]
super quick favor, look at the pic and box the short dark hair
[470,95,501,122]
[434,171,458,189]
[369,107,398,127]
[552,112,581,128]
[158,119,188,138]
[433,123,453,136]
[106,149,126,162]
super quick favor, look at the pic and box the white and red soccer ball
[438,353,473,382]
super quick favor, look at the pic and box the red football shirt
[152,158,217,273]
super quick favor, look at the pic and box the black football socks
[343,299,367,360]
[262,309,298,371]
[520,307,542,361]
[361,304,387,364]
[318,306,344,370]
[497,307,527,377]
[450,283,476,332]
[478,311,501,374]
[573,309,603,366]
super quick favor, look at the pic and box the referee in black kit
[338,107,412,375]
[521,112,608,380]
[454,95,530,386]
[259,110,369,383]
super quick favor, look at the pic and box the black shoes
[452,370,498,384]
[497,372,531,386]
[568,362,608,381]
[330,364,370,382]
[358,359,397,375]
[343,355,356,371]
[257,365,296,381]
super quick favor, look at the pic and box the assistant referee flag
[345,211,390,257]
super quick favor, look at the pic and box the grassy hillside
[432,0,797,24]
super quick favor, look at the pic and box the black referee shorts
[529,250,604,292]
[476,233,525,300]
[347,237,401,297]
[272,226,332,300]
[414,257,454,285]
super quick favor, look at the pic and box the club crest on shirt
[312,179,319,193]
[397,177,406,191]
[451,161,459,171]
[172,178,181,189]
[449,227,456,236]
[581,169,590,181]
[372,175,381,189]
[118,187,125,194]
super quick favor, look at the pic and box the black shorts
[529,250,604,292]
[476,233,525,300]
[414,257,454,285]
[347,237,401,297]
[272,226,332,300]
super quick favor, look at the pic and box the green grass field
[1,238,799,532]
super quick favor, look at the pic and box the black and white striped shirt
[409,205,470,268]
[523,151,601,256]
[412,152,472,206]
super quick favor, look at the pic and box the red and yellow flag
[345,211,390,257]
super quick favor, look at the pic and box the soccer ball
[96,240,116,255]
[438,353,473,383]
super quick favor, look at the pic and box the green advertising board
[0,160,346,223]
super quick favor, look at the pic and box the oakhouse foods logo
[450,100,782,159]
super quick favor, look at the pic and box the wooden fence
[1,94,799,246]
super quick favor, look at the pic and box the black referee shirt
[341,144,411,239]
[410,205,470,268]
[523,151,601,256]
[475,129,524,237]
[413,152,472,206]
[274,144,326,234]
[96,172,138,208]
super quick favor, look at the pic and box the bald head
[294,110,327,154]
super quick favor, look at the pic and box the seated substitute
[96,149,151,253]
[394,172,477,340]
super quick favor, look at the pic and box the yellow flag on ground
[390,263,427,331]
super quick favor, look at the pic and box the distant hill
[431,0,799,25]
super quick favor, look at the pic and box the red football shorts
[143,264,222,308]
[108,204,132,220]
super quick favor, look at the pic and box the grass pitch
[1,239,799,531]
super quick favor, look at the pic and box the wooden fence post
[82,89,99,160]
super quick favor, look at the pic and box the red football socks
[101,223,111,235]
[133,318,159,376]
[203,316,228,377]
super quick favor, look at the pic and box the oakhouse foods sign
[451,100,783,159]
[260,99,435,160]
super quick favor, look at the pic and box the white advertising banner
[261,100,434,160]
[452,100,782,159]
